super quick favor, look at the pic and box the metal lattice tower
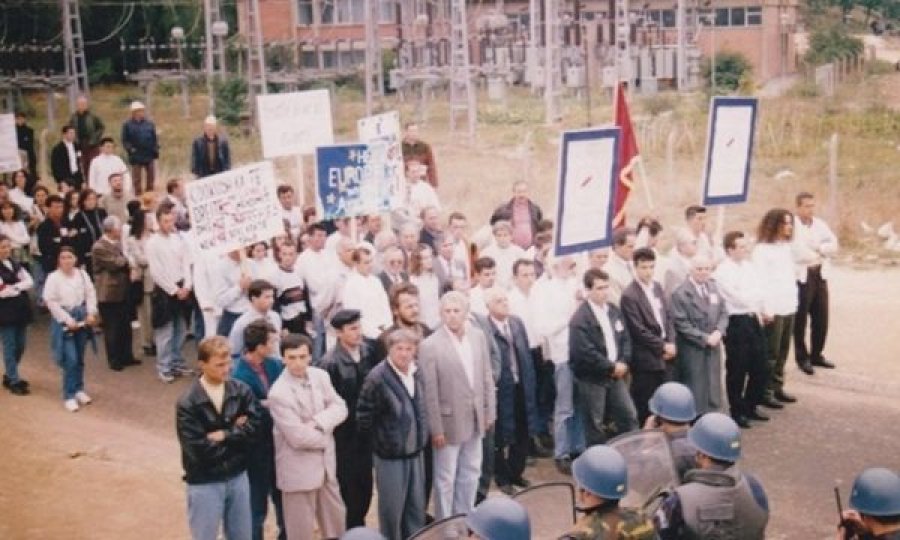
[245,0,268,123]
[364,0,384,115]
[543,0,562,124]
[614,0,632,85]
[449,0,476,137]
[61,0,90,109]
[204,0,228,112]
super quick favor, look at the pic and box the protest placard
[357,111,405,208]
[702,97,759,205]
[185,161,284,254]
[554,127,621,256]
[257,89,334,158]
[316,143,390,220]
[0,114,22,174]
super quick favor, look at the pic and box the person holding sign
[402,123,438,187]
[341,245,392,342]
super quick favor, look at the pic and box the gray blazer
[670,279,729,349]
[419,324,497,445]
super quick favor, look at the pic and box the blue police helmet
[849,467,900,517]
[688,412,742,462]
[648,382,697,423]
[466,497,531,540]
[572,445,629,500]
[341,527,385,540]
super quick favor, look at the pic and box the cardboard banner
[357,111,405,208]
[316,143,391,220]
[0,114,22,173]
[702,97,758,206]
[257,89,334,158]
[185,161,284,254]
[554,127,621,256]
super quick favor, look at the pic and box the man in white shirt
[448,212,473,278]
[603,227,636,306]
[215,250,252,337]
[468,257,497,317]
[228,279,283,355]
[664,228,698,298]
[404,158,441,218]
[340,245,392,341]
[480,221,526,290]
[277,185,304,240]
[792,192,839,373]
[146,203,194,383]
[325,218,353,254]
[714,231,770,427]
[682,205,716,261]
[88,137,131,196]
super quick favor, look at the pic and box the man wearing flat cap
[318,309,380,528]
[191,115,231,178]
[121,101,158,195]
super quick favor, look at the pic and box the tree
[804,24,864,65]
[702,52,753,93]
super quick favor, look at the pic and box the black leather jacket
[176,378,261,484]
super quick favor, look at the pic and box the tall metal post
[245,0,268,125]
[364,0,384,115]
[60,0,90,111]
[676,0,686,89]
[543,0,562,124]
[449,0,476,138]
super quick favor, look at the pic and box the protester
[378,246,409,293]
[490,181,543,250]
[277,185,303,240]
[681,205,716,261]
[401,122,438,187]
[43,247,98,412]
[418,206,443,252]
[36,195,73,275]
[480,221,526,290]
[272,241,311,336]
[14,111,36,177]
[341,245,392,341]
[70,188,107,275]
[664,228,698,298]
[603,227,636,306]
[91,216,137,371]
[0,233,34,396]
[402,158,441,219]
[121,101,159,195]
[433,233,467,293]
[50,125,84,191]
[468,257,497,316]
[88,137,131,196]
[0,202,29,260]
[408,244,441,330]
[191,115,231,178]
[99,172,133,222]
[70,95,105,174]
[228,279,283,356]
[123,202,155,356]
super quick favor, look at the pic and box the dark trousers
[494,385,530,487]
[247,446,285,540]
[630,369,669,425]
[794,266,829,365]
[477,426,495,504]
[336,446,374,528]
[724,314,769,416]
[764,314,795,398]
[99,301,134,369]
[577,378,639,446]
[217,310,241,337]
[131,161,155,195]
[532,347,555,436]
[80,144,99,178]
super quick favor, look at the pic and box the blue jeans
[553,362,585,459]
[217,310,241,338]
[50,320,89,400]
[187,472,252,540]
[0,324,27,383]
[155,315,187,376]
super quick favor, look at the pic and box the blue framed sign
[553,127,621,256]
[702,97,759,206]
[315,143,391,220]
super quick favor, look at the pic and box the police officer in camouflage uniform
[644,382,698,482]
[560,445,655,540]
[467,497,531,540]
[837,467,900,540]
[654,412,768,539]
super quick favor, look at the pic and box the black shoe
[539,433,554,449]
[424,513,435,526]
[124,358,142,366]
[775,391,797,403]
[798,362,815,375]
[143,345,157,356]
[812,358,835,369]
[555,457,573,476]
[109,365,124,372]
[733,415,752,429]
[760,398,784,409]
[2,375,10,389]
[747,409,770,421]
[498,484,517,496]
[512,477,531,489]
[9,380,29,395]
[529,437,553,458]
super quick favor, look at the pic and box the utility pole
[449,0,476,138]
[60,0,90,111]
[245,0,268,125]
[543,0,562,124]
[204,0,228,113]
[364,0,384,115]
[614,0,631,87]
[676,0,686,90]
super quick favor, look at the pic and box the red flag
[612,82,640,228]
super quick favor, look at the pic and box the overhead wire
[85,3,135,45]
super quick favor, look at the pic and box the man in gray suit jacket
[670,255,729,416]
[419,291,497,520]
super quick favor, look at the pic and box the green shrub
[88,57,116,85]
[804,25,864,65]
[702,51,753,93]
[214,77,248,126]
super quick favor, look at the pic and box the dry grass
[20,73,900,253]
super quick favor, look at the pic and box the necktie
[700,283,709,300]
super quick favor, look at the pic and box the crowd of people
[4,98,898,540]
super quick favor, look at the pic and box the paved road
[1,266,898,539]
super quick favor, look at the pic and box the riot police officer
[837,467,900,539]
[559,445,656,539]
[467,497,531,540]
[645,382,698,482]
[654,412,769,539]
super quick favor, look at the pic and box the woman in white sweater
[43,246,99,412]
[409,243,441,329]
[752,208,799,408]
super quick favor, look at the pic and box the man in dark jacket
[91,216,136,371]
[232,320,286,540]
[356,328,428,540]
[620,247,677,424]
[37,195,75,274]
[50,126,84,191]
[191,115,231,178]
[484,287,539,496]
[70,95,105,174]
[14,111,36,177]
[569,268,639,445]
[490,181,543,250]
[121,101,159,195]
[176,335,261,540]
[319,309,379,529]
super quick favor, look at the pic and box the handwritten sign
[702,97,758,205]
[316,144,390,220]
[0,114,22,174]
[357,111,404,208]
[554,127,621,256]
[257,89,334,158]
[185,161,284,254]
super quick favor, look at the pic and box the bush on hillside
[213,77,248,126]
[804,25,864,65]
[702,51,753,93]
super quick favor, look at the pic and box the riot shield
[609,429,680,512]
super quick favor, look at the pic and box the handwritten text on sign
[186,161,284,254]
[257,89,335,158]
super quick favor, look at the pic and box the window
[747,6,762,25]
[714,8,729,26]
[321,0,335,23]
[730,7,745,26]
[661,9,676,28]
[379,0,394,23]
[297,0,313,24]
